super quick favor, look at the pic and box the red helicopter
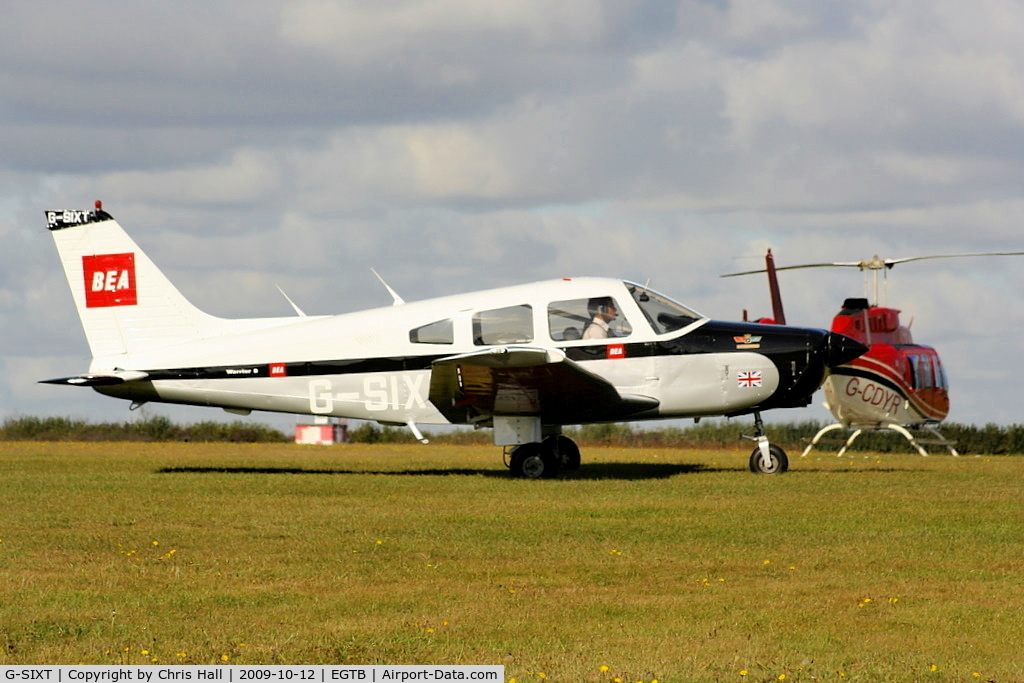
[724,249,1024,457]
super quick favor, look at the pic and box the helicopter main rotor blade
[884,251,1024,267]
[722,261,863,277]
[722,251,1024,277]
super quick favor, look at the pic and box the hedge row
[0,415,289,443]
[4,415,1024,454]
[351,420,1024,454]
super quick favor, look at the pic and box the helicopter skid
[800,422,959,458]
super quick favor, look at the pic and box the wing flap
[428,346,658,425]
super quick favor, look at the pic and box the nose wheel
[744,412,789,474]
[749,442,788,473]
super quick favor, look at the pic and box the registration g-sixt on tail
[43,202,866,477]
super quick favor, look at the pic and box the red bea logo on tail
[83,253,137,308]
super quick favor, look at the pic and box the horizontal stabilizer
[40,370,150,387]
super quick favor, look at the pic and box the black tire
[544,435,581,471]
[749,444,789,474]
[509,442,560,479]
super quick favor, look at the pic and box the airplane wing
[428,346,658,426]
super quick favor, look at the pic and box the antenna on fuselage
[371,268,405,306]
[637,278,651,302]
[276,286,308,317]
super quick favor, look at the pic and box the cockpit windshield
[626,282,704,335]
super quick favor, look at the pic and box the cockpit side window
[628,283,702,334]
[548,297,632,341]
[473,305,533,345]
[410,318,454,344]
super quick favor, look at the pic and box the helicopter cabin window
[548,297,632,341]
[908,353,936,390]
[908,354,920,390]
[627,283,702,334]
[933,356,948,390]
[410,318,454,345]
[473,305,533,345]
[918,355,933,389]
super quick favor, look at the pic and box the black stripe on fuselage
[829,365,910,400]
[138,321,828,399]
[144,356,438,381]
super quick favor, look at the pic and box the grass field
[2,442,1023,681]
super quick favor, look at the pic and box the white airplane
[42,202,866,477]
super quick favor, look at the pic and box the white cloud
[279,0,615,61]
[721,0,1024,151]
[94,149,285,207]
[726,0,812,43]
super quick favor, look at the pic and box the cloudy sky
[4,0,1024,435]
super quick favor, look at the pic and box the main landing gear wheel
[544,435,580,471]
[509,442,560,479]
[749,444,788,474]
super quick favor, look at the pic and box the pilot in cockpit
[582,297,618,339]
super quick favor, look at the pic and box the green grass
[2,442,1023,682]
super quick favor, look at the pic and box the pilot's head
[588,297,618,321]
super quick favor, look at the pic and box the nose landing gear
[743,411,789,474]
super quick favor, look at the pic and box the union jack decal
[737,370,762,388]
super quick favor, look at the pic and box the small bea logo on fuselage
[83,253,137,308]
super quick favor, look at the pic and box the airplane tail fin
[46,202,219,359]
